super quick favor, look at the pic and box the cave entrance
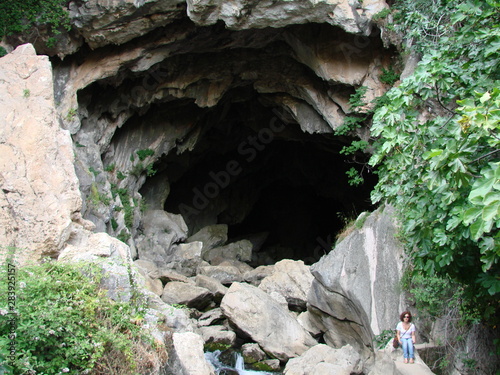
[153,89,377,265]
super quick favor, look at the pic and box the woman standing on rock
[396,311,416,364]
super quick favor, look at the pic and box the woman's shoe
[404,359,408,364]
[409,359,414,364]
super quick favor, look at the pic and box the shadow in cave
[159,95,377,266]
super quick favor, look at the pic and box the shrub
[0,0,71,41]
[379,66,399,85]
[0,260,164,374]
[135,149,155,161]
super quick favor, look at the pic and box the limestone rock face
[308,206,405,351]
[220,282,317,361]
[186,0,377,34]
[69,0,186,49]
[0,44,86,264]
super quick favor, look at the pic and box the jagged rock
[135,267,164,296]
[69,0,185,50]
[135,209,188,267]
[0,44,88,265]
[169,332,216,375]
[144,274,164,296]
[220,282,317,361]
[195,275,228,303]
[308,206,405,352]
[259,259,314,311]
[185,0,376,34]
[267,290,289,310]
[243,265,275,286]
[199,325,236,347]
[242,343,266,364]
[134,259,161,279]
[215,259,254,274]
[187,224,229,254]
[161,281,214,310]
[203,239,253,263]
[198,307,226,327]
[296,311,323,338]
[165,242,205,277]
[147,295,196,332]
[198,264,243,285]
[158,268,194,284]
[367,351,398,375]
[283,344,362,375]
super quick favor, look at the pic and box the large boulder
[308,206,405,351]
[187,224,229,254]
[283,344,362,375]
[135,209,188,267]
[199,325,237,347]
[169,332,216,375]
[220,282,317,361]
[203,239,253,263]
[164,241,205,277]
[161,281,214,310]
[258,259,314,311]
[198,263,243,285]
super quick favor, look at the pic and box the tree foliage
[0,0,70,42]
[370,0,500,320]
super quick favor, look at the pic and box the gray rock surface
[259,259,314,311]
[309,206,405,351]
[220,282,317,361]
[170,332,216,375]
[283,344,362,375]
[161,281,214,310]
[0,44,88,265]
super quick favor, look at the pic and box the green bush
[379,66,399,85]
[0,47,7,57]
[135,149,155,161]
[0,260,160,374]
[373,329,395,349]
[0,0,70,40]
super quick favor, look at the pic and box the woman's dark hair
[400,311,412,322]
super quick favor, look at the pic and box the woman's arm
[411,328,416,344]
[397,330,401,343]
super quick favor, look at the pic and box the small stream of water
[205,350,276,375]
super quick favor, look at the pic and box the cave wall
[40,0,396,265]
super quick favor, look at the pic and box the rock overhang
[45,0,395,266]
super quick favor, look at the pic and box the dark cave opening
[72,16,390,266]
[157,94,377,265]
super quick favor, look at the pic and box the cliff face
[0,1,413,373]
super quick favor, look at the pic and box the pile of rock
[137,252,366,373]
[130,206,407,374]
[134,222,329,372]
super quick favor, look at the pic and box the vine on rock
[370,0,500,322]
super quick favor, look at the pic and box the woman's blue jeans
[401,338,414,359]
